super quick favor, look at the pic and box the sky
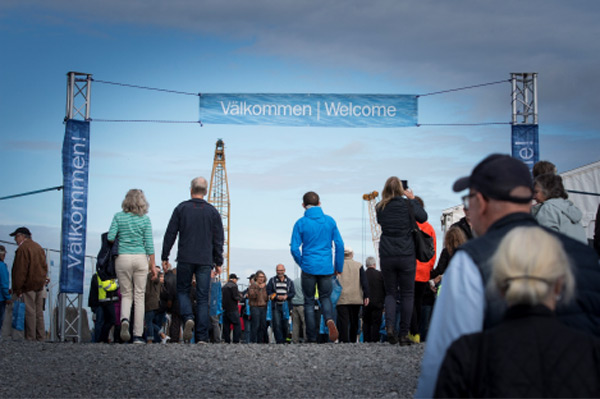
[1,1,600,293]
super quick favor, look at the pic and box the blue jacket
[290,206,344,275]
[0,260,10,301]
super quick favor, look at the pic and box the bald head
[191,177,208,198]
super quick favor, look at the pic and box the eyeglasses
[461,193,477,210]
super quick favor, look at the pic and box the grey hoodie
[535,198,587,243]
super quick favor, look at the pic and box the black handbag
[406,199,435,262]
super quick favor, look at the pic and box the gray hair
[365,256,377,267]
[191,177,208,196]
[489,226,575,307]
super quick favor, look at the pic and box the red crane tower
[208,139,230,281]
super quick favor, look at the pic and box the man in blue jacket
[290,191,344,343]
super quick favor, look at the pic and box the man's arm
[266,278,275,297]
[290,221,303,266]
[332,224,344,274]
[212,209,225,267]
[415,251,485,398]
[287,278,296,300]
[161,208,179,262]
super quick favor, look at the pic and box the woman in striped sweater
[108,189,157,344]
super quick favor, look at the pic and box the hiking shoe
[120,319,131,343]
[326,319,339,342]
[183,319,195,343]
[386,326,398,345]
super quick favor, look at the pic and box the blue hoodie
[290,206,344,275]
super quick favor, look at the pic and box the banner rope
[92,78,200,97]
[417,79,511,97]
[0,185,63,201]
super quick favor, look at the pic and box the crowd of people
[2,154,600,397]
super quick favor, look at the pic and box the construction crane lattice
[208,139,230,282]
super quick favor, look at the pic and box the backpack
[96,232,119,280]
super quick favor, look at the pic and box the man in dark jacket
[416,154,600,398]
[267,264,295,344]
[363,256,385,342]
[221,274,242,343]
[161,177,224,344]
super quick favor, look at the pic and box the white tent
[560,160,600,242]
[439,159,600,245]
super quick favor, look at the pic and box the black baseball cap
[10,227,31,237]
[229,273,239,280]
[453,154,533,203]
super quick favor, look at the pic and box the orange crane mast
[208,139,230,282]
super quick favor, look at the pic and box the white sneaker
[120,320,131,342]
[161,335,171,344]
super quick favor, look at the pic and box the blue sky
[1,1,600,288]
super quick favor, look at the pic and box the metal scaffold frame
[208,139,231,282]
[59,71,92,342]
[511,72,538,125]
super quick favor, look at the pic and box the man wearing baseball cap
[416,154,600,398]
[221,273,242,343]
[10,227,48,341]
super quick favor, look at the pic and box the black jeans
[380,255,416,337]
[363,305,383,342]
[336,304,360,343]
[222,310,241,343]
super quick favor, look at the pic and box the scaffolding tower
[59,71,92,342]
[208,139,231,281]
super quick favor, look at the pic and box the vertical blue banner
[60,120,90,294]
[511,124,539,172]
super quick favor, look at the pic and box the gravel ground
[0,340,424,398]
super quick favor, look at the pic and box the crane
[362,191,381,262]
[208,139,230,282]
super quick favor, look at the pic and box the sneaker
[120,319,131,343]
[408,333,420,344]
[183,319,195,343]
[196,340,208,345]
[326,319,338,342]
[132,337,145,344]
[399,335,414,347]
[161,334,171,344]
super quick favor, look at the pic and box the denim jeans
[301,272,334,343]
[271,302,289,344]
[177,263,212,342]
[144,310,162,342]
[0,301,6,337]
[250,306,267,343]
[92,306,104,343]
